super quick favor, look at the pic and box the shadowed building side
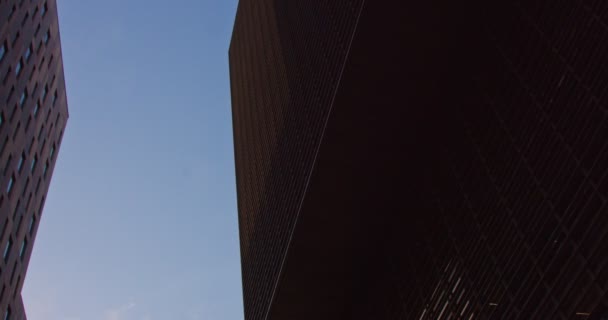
[231,0,608,319]
[229,1,363,319]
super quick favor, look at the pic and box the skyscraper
[0,1,68,319]
[230,1,608,319]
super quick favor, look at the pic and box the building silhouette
[0,1,68,319]
[230,1,608,319]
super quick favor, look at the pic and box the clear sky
[21,0,243,319]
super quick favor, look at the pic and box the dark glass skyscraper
[0,1,68,319]
[230,1,608,319]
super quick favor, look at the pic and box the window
[9,105,17,123]
[25,193,32,211]
[9,261,16,283]
[12,201,20,220]
[50,144,55,158]
[38,125,44,141]
[28,137,35,154]
[21,12,29,26]
[17,153,24,173]
[4,155,13,176]
[35,24,41,36]
[0,113,3,128]
[6,86,14,104]
[12,123,20,142]
[24,44,32,62]
[0,138,8,158]
[31,156,37,173]
[8,5,16,19]
[21,178,28,197]
[28,216,35,235]
[6,176,14,194]
[19,89,27,107]
[4,306,10,320]
[0,218,6,241]
[14,213,22,233]
[35,178,41,194]
[3,67,11,84]
[0,42,6,62]
[52,90,58,105]
[28,65,36,81]
[12,276,20,299]
[43,161,48,177]
[3,238,12,261]
[15,59,23,76]
[39,139,46,154]
[34,101,40,117]
[25,116,31,132]
[41,85,48,101]
[43,30,51,44]
[19,239,26,259]
[11,31,19,46]
[42,2,48,16]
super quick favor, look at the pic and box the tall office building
[0,1,68,319]
[230,1,608,319]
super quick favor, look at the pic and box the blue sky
[21,0,243,319]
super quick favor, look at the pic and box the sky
[21,0,243,319]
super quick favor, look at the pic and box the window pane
[17,154,24,172]
[31,156,37,172]
[15,61,22,75]
[19,90,27,107]
[28,216,36,235]
[3,238,11,261]
[24,45,32,62]
[0,43,6,61]
[19,239,26,258]
[6,176,14,194]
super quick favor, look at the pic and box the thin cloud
[104,302,136,320]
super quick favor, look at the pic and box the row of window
[14,29,51,77]
[8,0,48,21]
[2,0,51,67]
[2,237,28,263]
[2,79,61,159]
[6,147,53,196]
[10,81,55,113]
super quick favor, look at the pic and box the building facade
[0,1,68,319]
[230,1,608,319]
